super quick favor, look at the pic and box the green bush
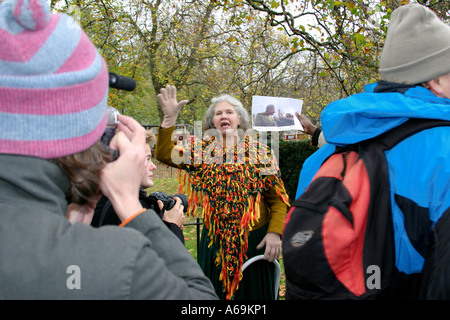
[278,139,318,203]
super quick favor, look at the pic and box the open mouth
[220,122,231,129]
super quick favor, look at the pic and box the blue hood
[296,82,450,275]
[321,83,450,146]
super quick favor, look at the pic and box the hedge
[277,139,318,203]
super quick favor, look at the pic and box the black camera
[147,192,189,218]
[100,72,136,160]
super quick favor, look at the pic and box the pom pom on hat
[379,4,450,84]
[12,0,51,31]
[0,0,109,159]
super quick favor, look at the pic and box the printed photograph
[252,96,304,132]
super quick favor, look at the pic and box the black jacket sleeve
[420,207,450,299]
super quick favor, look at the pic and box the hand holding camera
[99,75,189,225]
[156,196,186,229]
[148,192,189,228]
[99,114,146,222]
[148,192,188,216]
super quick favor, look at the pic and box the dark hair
[51,141,114,205]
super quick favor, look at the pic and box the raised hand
[157,85,188,128]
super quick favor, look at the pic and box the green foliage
[52,0,449,129]
[278,139,318,202]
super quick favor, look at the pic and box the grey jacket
[0,155,217,300]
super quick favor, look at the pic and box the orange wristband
[119,208,147,227]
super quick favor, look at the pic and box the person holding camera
[92,130,187,243]
[0,0,217,300]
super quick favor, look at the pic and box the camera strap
[98,200,113,226]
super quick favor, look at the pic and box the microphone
[109,72,137,91]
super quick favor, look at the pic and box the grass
[152,176,286,299]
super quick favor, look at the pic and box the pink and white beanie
[0,0,109,159]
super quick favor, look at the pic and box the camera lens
[101,106,120,161]
[106,106,120,128]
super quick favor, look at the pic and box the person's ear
[426,77,444,97]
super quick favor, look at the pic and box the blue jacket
[296,82,450,275]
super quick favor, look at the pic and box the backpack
[282,118,450,300]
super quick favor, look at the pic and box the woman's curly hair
[51,141,114,205]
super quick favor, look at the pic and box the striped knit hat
[0,0,109,159]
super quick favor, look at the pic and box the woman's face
[212,101,241,138]
[140,144,157,188]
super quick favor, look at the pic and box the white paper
[252,96,304,132]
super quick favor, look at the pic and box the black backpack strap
[373,118,450,150]
[98,199,113,226]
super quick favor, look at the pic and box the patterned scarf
[177,135,289,299]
